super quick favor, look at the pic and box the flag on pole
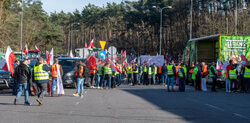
[87,55,96,69]
[130,58,137,64]
[56,64,64,95]
[46,50,49,59]
[47,48,54,66]
[0,46,16,76]
[87,39,94,48]
[108,59,122,73]
[69,50,74,58]
[35,45,40,52]
[24,44,28,54]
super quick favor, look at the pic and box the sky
[41,0,135,13]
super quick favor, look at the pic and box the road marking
[75,102,79,105]
[205,104,225,111]
[234,113,250,120]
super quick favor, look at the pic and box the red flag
[87,39,94,48]
[35,45,40,52]
[47,48,54,65]
[1,46,16,76]
[24,44,28,54]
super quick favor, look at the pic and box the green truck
[183,35,250,65]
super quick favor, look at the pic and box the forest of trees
[0,0,249,57]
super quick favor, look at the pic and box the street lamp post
[153,6,172,55]
[20,0,23,53]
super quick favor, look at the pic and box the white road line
[205,104,225,111]
[75,102,80,105]
[234,113,250,120]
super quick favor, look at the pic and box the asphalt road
[0,85,250,123]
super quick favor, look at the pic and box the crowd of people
[11,56,250,106]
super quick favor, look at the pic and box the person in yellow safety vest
[96,60,104,89]
[51,59,63,96]
[151,63,157,85]
[126,64,133,85]
[147,64,153,85]
[167,60,176,92]
[192,65,198,89]
[178,63,186,92]
[33,57,50,106]
[132,63,139,85]
[242,62,250,93]
[138,65,143,85]
[210,62,217,92]
[228,64,238,92]
[103,63,112,89]
[142,62,148,85]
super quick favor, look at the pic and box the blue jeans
[96,74,100,87]
[167,76,175,90]
[77,78,84,94]
[152,74,156,85]
[225,79,231,92]
[98,75,103,87]
[51,78,57,95]
[12,80,18,95]
[16,83,29,103]
[118,74,122,85]
[103,75,111,88]
[162,74,168,86]
[115,74,120,86]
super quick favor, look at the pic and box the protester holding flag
[14,58,31,106]
[51,59,63,96]
[201,62,208,91]
[33,57,51,105]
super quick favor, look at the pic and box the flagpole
[20,0,23,55]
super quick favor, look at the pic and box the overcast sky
[41,0,135,13]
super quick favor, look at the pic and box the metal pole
[234,0,237,35]
[159,9,163,55]
[20,0,23,53]
[70,24,72,52]
[190,0,193,40]
[226,18,228,34]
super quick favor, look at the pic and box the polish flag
[35,45,40,52]
[0,46,16,76]
[108,59,122,73]
[84,42,87,48]
[87,39,94,48]
[69,50,74,58]
[46,50,49,59]
[23,44,28,54]
[47,48,53,66]
[87,55,97,69]
[239,51,249,63]
[130,58,137,64]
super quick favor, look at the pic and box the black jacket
[162,65,168,74]
[83,66,91,77]
[15,63,31,84]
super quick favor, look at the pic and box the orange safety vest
[51,64,61,78]
[158,66,162,74]
[76,65,84,77]
[90,66,97,74]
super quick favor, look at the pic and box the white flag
[56,64,64,95]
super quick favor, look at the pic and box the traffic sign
[99,41,106,50]
[100,50,107,60]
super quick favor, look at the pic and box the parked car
[58,58,86,88]
[0,70,14,89]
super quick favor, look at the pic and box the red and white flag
[46,50,49,59]
[47,48,54,66]
[108,59,122,73]
[0,46,16,76]
[24,44,28,54]
[56,64,64,95]
[87,55,97,70]
[87,39,94,48]
[69,50,74,58]
[130,58,137,64]
[35,45,40,52]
